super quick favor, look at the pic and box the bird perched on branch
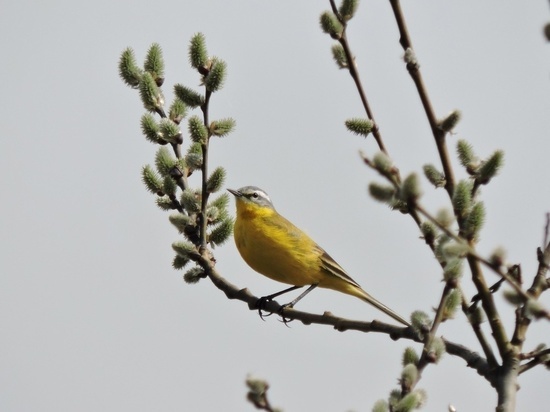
[228,186,410,326]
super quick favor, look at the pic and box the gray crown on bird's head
[228,186,274,209]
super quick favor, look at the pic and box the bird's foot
[277,303,294,326]
[255,297,295,325]
[255,296,276,321]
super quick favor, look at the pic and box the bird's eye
[252,192,259,199]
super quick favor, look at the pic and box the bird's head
[227,186,276,213]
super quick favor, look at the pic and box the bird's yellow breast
[233,200,323,286]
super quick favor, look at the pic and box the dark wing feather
[318,248,361,288]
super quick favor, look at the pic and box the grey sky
[1,1,549,410]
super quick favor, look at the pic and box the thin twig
[459,286,499,368]
[519,347,550,361]
[415,204,538,304]
[466,255,511,358]
[198,90,212,252]
[414,282,455,384]
[530,242,550,298]
[519,357,542,374]
[388,0,455,196]
[511,239,550,349]
[155,90,190,197]
[518,348,550,375]
[329,0,388,154]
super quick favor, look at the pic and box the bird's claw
[256,296,275,321]
[255,297,294,325]
[277,303,294,326]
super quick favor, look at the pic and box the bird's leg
[278,284,319,324]
[282,284,318,309]
[256,285,303,320]
[264,285,304,301]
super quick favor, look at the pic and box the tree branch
[388,0,455,196]
[519,348,550,374]
[196,249,496,385]
[443,338,495,384]
[459,286,500,368]
[511,240,550,350]
[329,0,388,154]
[415,204,543,308]
[198,90,212,252]
[466,255,511,359]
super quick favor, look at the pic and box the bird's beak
[227,188,241,197]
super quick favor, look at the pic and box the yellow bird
[228,186,410,326]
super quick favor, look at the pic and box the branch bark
[196,249,496,386]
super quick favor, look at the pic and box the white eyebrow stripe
[256,190,271,203]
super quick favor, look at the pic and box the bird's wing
[263,213,362,287]
[318,248,362,288]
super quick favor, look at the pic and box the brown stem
[467,255,511,358]
[412,282,455,393]
[198,90,212,252]
[459,286,499,368]
[511,241,550,349]
[519,348,550,374]
[329,0,388,154]
[388,0,455,196]
[415,204,537,304]
[195,249,495,385]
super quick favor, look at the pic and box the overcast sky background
[2,1,550,411]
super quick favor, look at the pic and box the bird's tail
[358,288,410,326]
